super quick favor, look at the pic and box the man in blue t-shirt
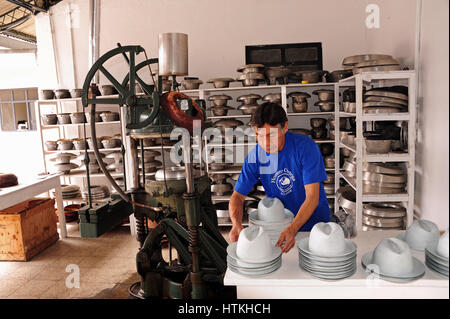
[229,102,330,253]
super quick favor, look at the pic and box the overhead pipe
[89,0,100,83]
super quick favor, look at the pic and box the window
[0,88,38,131]
[246,42,323,70]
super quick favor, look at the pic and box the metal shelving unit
[334,70,417,231]
[182,81,345,226]
[36,96,123,204]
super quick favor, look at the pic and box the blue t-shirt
[235,131,330,231]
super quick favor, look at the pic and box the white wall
[46,0,416,88]
[0,51,40,182]
[415,0,449,229]
[0,131,45,182]
[0,53,38,89]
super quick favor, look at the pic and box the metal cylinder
[158,33,188,76]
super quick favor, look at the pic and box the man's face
[253,122,288,153]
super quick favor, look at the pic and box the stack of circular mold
[287,92,311,113]
[342,160,407,194]
[236,94,261,115]
[207,94,233,116]
[362,202,406,231]
[313,89,335,112]
[236,64,265,87]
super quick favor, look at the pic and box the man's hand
[229,191,246,242]
[276,225,297,253]
[229,224,243,242]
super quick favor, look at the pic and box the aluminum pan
[363,203,406,218]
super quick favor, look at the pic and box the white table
[224,230,449,299]
[0,174,66,238]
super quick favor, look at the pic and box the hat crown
[372,238,414,277]
[404,219,440,251]
[257,197,285,222]
[236,225,274,261]
[418,220,433,232]
[308,222,347,256]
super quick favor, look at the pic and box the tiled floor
[0,221,232,299]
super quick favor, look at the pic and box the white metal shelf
[362,113,410,121]
[335,70,416,231]
[339,172,408,202]
[61,170,124,177]
[44,147,122,154]
[339,143,409,162]
[41,121,120,129]
[365,152,410,162]
[37,93,147,104]
[38,97,82,103]
[180,82,337,95]
[207,114,251,120]
[340,112,356,117]
[338,70,416,84]
[286,111,334,116]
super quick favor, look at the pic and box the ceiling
[0,0,62,48]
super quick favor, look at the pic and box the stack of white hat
[395,219,448,277]
[248,197,294,244]
[362,237,425,282]
[425,229,449,278]
[396,219,440,251]
[297,222,357,280]
[227,225,282,276]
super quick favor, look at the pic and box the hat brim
[227,262,281,277]
[361,251,425,280]
[227,254,281,269]
[249,209,294,224]
[227,241,282,264]
[228,258,282,273]
[297,237,357,259]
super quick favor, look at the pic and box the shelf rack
[36,95,124,204]
[183,81,348,225]
[334,70,417,231]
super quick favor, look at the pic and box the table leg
[54,184,67,238]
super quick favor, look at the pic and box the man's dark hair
[250,102,288,128]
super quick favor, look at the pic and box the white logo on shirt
[271,168,296,196]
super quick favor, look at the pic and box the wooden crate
[0,197,59,261]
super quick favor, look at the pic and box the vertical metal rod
[355,74,364,231]
[130,138,140,189]
[334,83,340,215]
[140,139,146,186]
[89,0,100,83]
[121,143,127,190]
[182,133,194,194]
[82,118,92,208]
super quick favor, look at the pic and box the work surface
[224,230,449,299]
[0,174,66,238]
